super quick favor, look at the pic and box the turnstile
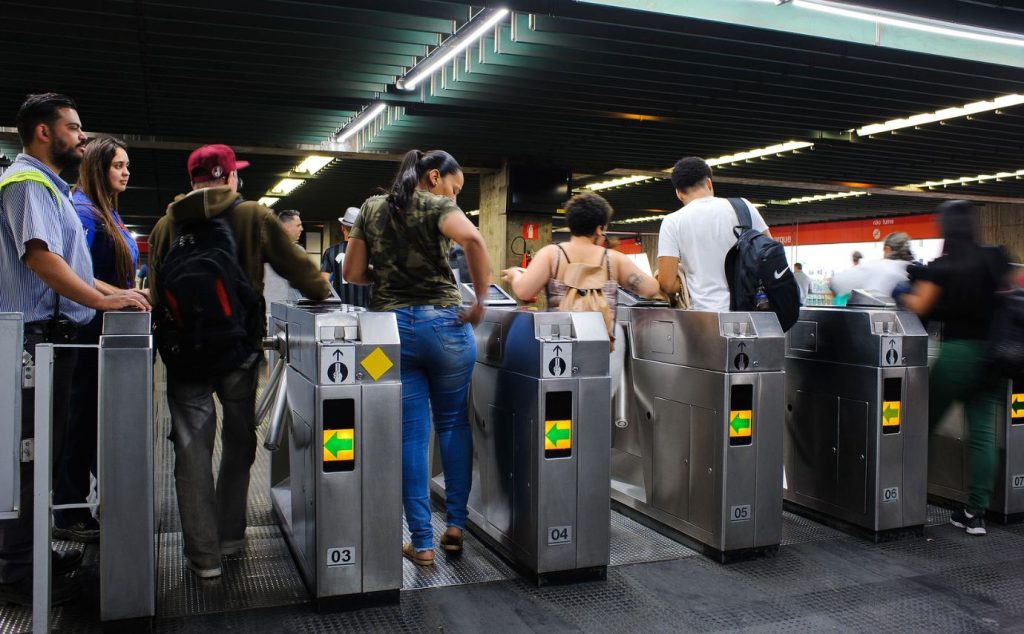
[0,313,24,522]
[431,309,611,583]
[927,322,1024,522]
[611,295,785,562]
[266,301,402,610]
[784,290,929,538]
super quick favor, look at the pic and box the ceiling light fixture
[268,179,305,196]
[706,141,814,166]
[294,156,334,175]
[334,102,388,143]
[258,197,281,207]
[614,214,669,225]
[903,169,1024,190]
[856,94,1024,136]
[396,8,510,91]
[792,1,1024,48]
[585,175,656,191]
[769,191,868,205]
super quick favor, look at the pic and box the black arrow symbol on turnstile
[333,349,344,360]
[738,342,747,352]
[889,340,896,349]
[553,345,563,356]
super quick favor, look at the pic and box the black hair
[794,262,803,270]
[276,209,301,222]
[386,149,461,218]
[938,200,980,261]
[670,156,712,192]
[15,93,78,146]
[565,191,613,236]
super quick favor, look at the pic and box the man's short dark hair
[15,93,77,146]
[565,192,612,236]
[670,156,713,192]
[794,262,803,270]
[276,209,301,223]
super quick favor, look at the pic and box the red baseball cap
[187,144,250,183]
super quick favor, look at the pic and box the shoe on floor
[53,548,83,575]
[950,508,987,536]
[221,538,246,556]
[402,543,435,566]
[53,519,100,543]
[439,530,463,553]
[0,573,80,607]
[186,558,222,579]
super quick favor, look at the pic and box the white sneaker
[186,558,222,579]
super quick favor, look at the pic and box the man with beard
[0,93,147,605]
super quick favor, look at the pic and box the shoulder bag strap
[727,197,753,237]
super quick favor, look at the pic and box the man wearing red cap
[148,144,329,579]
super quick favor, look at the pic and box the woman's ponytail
[386,149,422,219]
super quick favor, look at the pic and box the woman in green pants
[904,201,1009,536]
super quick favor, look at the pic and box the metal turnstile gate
[927,322,1024,522]
[431,309,611,583]
[784,290,929,538]
[611,295,785,562]
[265,301,402,609]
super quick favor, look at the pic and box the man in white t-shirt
[656,156,771,311]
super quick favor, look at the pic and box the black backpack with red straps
[154,205,261,377]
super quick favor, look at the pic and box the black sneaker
[53,519,99,543]
[950,508,987,536]
[0,573,81,606]
[53,549,83,575]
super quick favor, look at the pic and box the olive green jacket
[148,186,330,338]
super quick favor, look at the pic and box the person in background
[851,250,863,266]
[263,208,304,316]
[320,206,370,307]
[792,263,812,305]
[137,261,149,288]
[343,149,491,566]
[831,232,915,299]
[55,137,148,543]
[448,242,471,285]
[0,93,146,606]
[903,201,1009,537]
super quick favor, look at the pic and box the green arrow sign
[730,413,751,434]
[1012,399,1024,414]
[325,432,353,458]
[546,424,571,445]
[883,405,900,423]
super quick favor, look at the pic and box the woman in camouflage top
[344,149,491,566]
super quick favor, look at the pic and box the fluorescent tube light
[268,179,304,196]
[769,191,868,206]
[903,169,1024,190]
[856,94,1024,136]
[294,156,333,175]
[793,1,1024,48]
[396,8,510,91]
[586,175,655,191]
[259,197,281,207]
[615,214,668,225]
[706,141,814,167]
[335,103,388,143]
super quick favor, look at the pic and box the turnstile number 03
[431,309,611,583]
[267,301,402,610]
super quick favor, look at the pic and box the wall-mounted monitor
[507,163,572,214]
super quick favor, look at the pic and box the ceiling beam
[575,0,1024,69]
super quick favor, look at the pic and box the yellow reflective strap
[0,170,61,207]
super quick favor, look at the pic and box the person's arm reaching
[24,241,147,312]
[502,245,555,301]
[262,212,330,300]
[440,211,491,326]
[342,237,372,284]
[657,256,681,295]
[615,252,660,298]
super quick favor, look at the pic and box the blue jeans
[394,306,475,551]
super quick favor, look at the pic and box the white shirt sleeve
[657,214,681,259]
[744,199,769,233]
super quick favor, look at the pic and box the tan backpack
[556,246,615,351]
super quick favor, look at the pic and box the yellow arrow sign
[1011,393,1024,419]
[882,401,901,427]
[323,429,354,462]
[544,420,571,450]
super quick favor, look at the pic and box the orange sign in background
[770,213,940,247]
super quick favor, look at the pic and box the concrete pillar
[977,203,1024,262]
[478,163,555,307]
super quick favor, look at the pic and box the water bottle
[754,283,770,311]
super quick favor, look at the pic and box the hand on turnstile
[460,302,485,326]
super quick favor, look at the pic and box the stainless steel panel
[359,382,402,593]
[650,398,689,521]
[575,375,611,570]
[0,314,22,519]
[98,312,155,621]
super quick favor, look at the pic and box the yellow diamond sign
[361,347,393,381]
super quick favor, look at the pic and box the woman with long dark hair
[54,137,147,541]
[344,149,491,565]
[904,200,1010,536]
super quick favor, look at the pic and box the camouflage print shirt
[349,191,463,312]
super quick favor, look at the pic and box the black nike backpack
[154,205,262,377]
[724,198,800,332]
